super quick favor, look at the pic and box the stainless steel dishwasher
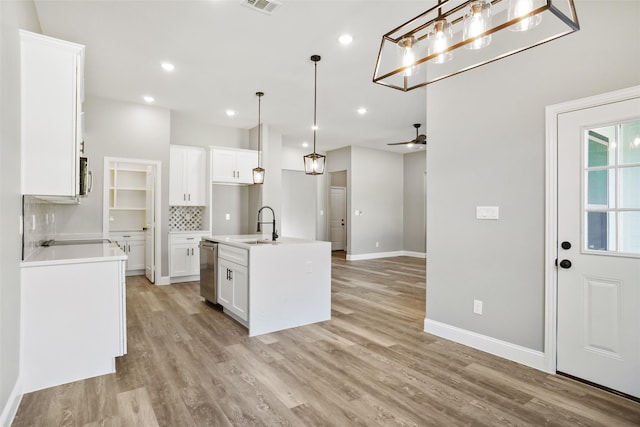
[199,239,218,304]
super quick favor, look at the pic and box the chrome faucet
[257,205,278,241]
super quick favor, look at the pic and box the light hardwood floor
[13,253,640,426]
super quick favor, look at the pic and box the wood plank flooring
[13,253,640,426]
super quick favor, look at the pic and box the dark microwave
[79,157,92,196]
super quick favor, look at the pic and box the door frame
[103,157,162,285]
[543,85,640,373]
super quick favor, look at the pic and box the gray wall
[426,0,640,351]
[281,170,316,240]
[350,146,404,255]
[404,151,426,254]
[0,0,41,417]
[55,96,172,275]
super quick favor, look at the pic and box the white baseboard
[346,250,426,261]
[423,318,547,372]
[155,275,171,286]
[0,377,22,427]
[169,274,199,284]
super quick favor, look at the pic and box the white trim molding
[346,250,425,261]
[0,377,22,427]
[424,319,546,371]
[544,85,640,374]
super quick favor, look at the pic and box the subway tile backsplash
[22,196,55,260]
[169,206,204,231]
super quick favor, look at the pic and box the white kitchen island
[204,235,331,336]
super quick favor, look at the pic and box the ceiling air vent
[242,0,281,15]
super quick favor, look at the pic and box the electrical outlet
[306,261,313,273]
[473,299,483,315]
[375,241,379,247]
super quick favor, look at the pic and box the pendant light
[303,55,326,175]
[252,91,265,184]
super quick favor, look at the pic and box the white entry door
[145,167,155,283]
[557,95,640,398]
[330,187,346,251]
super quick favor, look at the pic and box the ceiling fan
[387,123,427,146]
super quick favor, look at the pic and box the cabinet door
[218,259,248,321]
[21,31,84,197]
[218,259,234,308]
[169,146,187,205]
[188,243,201,275]
[211,149,237,182]
[231,264,248,321]
[126,240,146,271]
[169,242,192,277]
[235,151,258,184]
[185,149,206,205]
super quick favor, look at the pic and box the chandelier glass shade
[304,55,326,175]
[373,0,579,91]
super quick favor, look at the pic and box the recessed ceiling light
[161,62,175,71]
[338,34,353,45]
[357,107,367,115]
[302,142,309,148]
[226,109,236,117]
[143,95,155,103]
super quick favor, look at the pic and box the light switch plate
[476,206,499,220]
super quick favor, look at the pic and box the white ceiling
[33,0,430,153]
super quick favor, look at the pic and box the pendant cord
[258,94,262,167]
[313,59,317,153]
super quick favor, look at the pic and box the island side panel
[248,241,331,336]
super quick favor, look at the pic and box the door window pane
[587,170,613,207]
[620,166,640,208]
[620,120,640,165]
[620,212,640,254]
[586,211,615,251]
[588,126,615,167]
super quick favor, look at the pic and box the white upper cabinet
[211,147,258,184]
[169,145,206,206]
[20,30,85,198]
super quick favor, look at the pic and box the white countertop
[169,230,210,234]
[204,234,323,249]
[21,242,127,267]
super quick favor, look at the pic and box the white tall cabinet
[20,30,85,199]
[170,145,206,205]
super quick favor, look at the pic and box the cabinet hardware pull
[187,248,189,256]
[191,248,194,256]
[188,193,191,201]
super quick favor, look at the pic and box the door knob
[559,259,572,269]
[561,241,572,250]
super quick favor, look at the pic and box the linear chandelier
[373,0,579,91]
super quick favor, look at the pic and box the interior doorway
[329,170,348,252]
[546,86,640,398]
[103,157,162,283]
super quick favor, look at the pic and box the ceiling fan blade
[387,141,412,145]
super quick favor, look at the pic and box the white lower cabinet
[110,232,145,273]
[21,259,126,393]
[217,244,248,321]
[169,232,207,280]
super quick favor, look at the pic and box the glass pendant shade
[428,19,453,64]
[253,91,265,184]
[508,0,542,32]
[463,1,492,50]
[398,36,418,76]
[303,152,326,175]
[252,166,265,184]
